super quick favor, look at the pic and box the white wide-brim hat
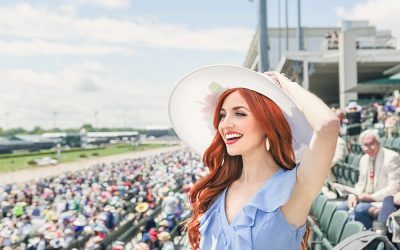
[345,101,362,112]
[168,65,312,164]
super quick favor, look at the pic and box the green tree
[81,123,94,132]
[30,126,45,134]
[48,128,62,133]
[3,127,28,137]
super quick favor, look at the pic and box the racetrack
[0,144,187,185]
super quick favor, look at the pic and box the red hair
[187,88,309,249]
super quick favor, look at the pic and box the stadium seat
[313,202,337,239]
[384,137,394,149]
[348,154,362,186]
[310,193,322,216]
[375,242,385,250]
[338,220,365,242]
[308,194,328,227]
[380,137,387,147]
[341,153,358,185]
[336,153,354,185]
[392,137,400,153]
[310,210,348,249]
[331,162,340,181]
[314,195,329,221]
[325,211,349,246]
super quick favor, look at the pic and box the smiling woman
[168,65,339,250]
[217,89,294,166]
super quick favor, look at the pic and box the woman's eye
[219,114,226,120]
[236,112,246,116]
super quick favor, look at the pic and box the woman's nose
[220,115,234,129]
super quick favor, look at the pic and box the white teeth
[226,133,242,140]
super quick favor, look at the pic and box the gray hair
[358,129,381,145]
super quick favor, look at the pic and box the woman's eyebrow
[220,106,249,111]
[233,106,249,111]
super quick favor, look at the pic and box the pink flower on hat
[198,82,227,133]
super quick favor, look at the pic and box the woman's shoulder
[198,189,225,240]
[198,189,225,225]
[246,167,297,213]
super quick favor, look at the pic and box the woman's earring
[265,137,271,151]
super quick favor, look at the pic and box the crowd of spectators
[332,90,400,140]
[0,149,207,250]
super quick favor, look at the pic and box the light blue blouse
[198,167,306,250]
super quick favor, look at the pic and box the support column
[339,21,358,109]
[302,59,309,90]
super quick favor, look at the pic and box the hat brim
[135,202,149,213]
[168,65,312,164]
[345,105,362,112]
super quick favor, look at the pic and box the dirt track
[0,145,186,185]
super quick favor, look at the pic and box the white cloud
[0,3,253,56]
[336,0,400,48]
[0,2,252,129]
[0,61,169,129]
[73,0,131,9]
[0,40,134,56]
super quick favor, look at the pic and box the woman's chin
[226,148,240,156]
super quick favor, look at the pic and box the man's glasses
[361,141,377,149]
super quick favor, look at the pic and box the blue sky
[0,0,398,129]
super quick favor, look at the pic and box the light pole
[94,111,98,128]
[278,0,281,61]
[52,112,58,128]
[258,0,269,72]
[134,107,139,130]
[123,108,128,129]
[285,0,289,51]
[4,112,9,129]
[297,0,304,50]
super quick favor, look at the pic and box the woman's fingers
[264,71,283,88]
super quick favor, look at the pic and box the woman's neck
[238,147,281,185]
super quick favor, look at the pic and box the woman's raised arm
[266,71,340,228]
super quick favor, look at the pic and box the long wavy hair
[187,88,310,249]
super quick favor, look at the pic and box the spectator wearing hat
[134,242,150,250]
[345,101,362,141]
[158,231,175,250]
[141,228,160,250]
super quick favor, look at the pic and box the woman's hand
[264,71,297,91]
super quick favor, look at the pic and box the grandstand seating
[309,135,400,249]
[332,152,362,187]
[308,194,366,249]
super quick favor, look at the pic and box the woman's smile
[218,91,266,156]
[225,131,243,145]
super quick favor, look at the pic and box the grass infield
[0,143,167,173]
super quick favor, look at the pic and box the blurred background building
[244,20,400,107]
